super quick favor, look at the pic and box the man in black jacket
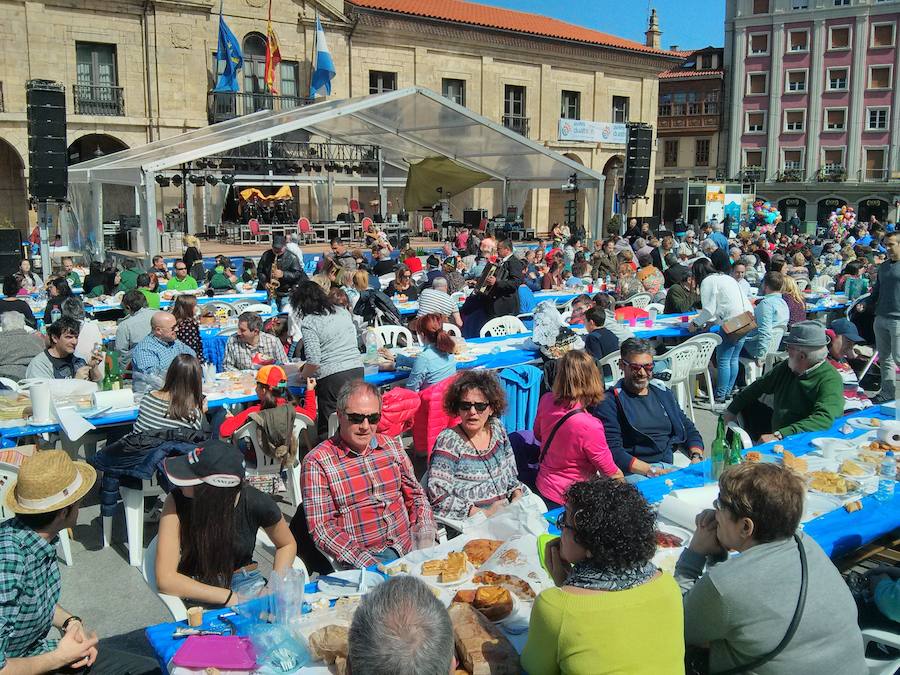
[257,235,307,304]
[483,239,523,319]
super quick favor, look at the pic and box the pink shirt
[534,393,619,505]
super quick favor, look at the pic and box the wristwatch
[61,616,82,633]
[773,431,784,440]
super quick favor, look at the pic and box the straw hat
[5,450,96,515]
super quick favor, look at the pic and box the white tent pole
[142,172,159,265]
[594,180,605,241]
[91,185,104,261]
[377,147,386,217]
[502,179,509,213]
[327,172,334,223]
[185,180,196,236]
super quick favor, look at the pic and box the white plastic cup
[29,383,52,424]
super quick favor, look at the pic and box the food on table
[398,294,408,302]
[422,552,468,583]
[655,531,684,548]
[377,562,409,576]
[422,559,447,576]
[839,459,867,477]
[745,451,762,463]
[871,419,881,427]
[499,549,520,565]
[808,470,856,495]
[453,589,477,604]
[448,602,519,675]
[772,444,785,455]
[844,500,863,513]
[472,571,536,600]
[463,539,503,566]
[858,451,884,465]
[864,440,893,454]
[783,451,808,474]
[307,625,349,674]
[453,586,514,621]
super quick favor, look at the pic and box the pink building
[724,0,899,225]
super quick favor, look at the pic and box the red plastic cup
[681,315,690,323]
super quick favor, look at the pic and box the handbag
[520,408,585,490]
[685,534,809,675]
[721,310,757,340]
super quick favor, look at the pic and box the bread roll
[448,602,519,675]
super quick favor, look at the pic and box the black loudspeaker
[623,123,653,198]
[0,230,23,278]
[26,80,68,202]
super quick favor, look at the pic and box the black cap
[426,255,441,268]
[272,235,286,249]
[163,439,245,488]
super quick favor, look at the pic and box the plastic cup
[681,315,690,323]
[628,317,637,327]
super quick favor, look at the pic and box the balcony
[859,168,890,182]
[816,166,846,182]
[72,84,125,116]
[207,91,313,124]
[502,114,530,137]
[775,168,806,183]
[740,166,765,182]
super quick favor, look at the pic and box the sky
[475,0,725,51]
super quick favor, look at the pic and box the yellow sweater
[521,574,684,675]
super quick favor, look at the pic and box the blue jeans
[372,548,400,564]
[232,568,266,596]
[716,336,747,400]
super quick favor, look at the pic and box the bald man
[130,311,197,393]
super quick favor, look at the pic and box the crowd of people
[1,211,898,674]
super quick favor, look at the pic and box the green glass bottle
[726,425,743,466]
[107,350,122,391]
[711,416,726,480]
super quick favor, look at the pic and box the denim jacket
[743,293,789,360]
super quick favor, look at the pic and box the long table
[546,405,900,559]
[394,289,584,317]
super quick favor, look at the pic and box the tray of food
[807,470,862,497]
[838,458,877,479]
[418,552,475,587]
[846,416,887,430]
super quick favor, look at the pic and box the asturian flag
[213,2,244,92]
[264,0,282,93]
[309,14,335,98]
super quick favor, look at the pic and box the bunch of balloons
[748,199,782,232]
[828,205,857,240]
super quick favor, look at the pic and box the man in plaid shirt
[301,380,434,568]
[222,312,286,371]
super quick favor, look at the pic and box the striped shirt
[416,288,457,318]
[134,391,203,434]
[222,331,285,371]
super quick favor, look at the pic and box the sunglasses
[457,401,489,413]
[622,360,654,374]
[345,412,381,425]
[713,495,735,513]
[175,266,187,271]
[555,511,574,531]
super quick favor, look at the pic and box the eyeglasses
[555,511,575,531]
[175,266,187,271]
[713,495,735,513]
[621,360,654,374]
[345,412,381,425]
[457,401,489,413]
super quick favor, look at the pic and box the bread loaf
[448,602,519,675]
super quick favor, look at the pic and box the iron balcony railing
[207,91,313,124]
[72,84,124,116]
[502,114,530,137]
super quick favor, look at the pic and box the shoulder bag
[520,407,585,490]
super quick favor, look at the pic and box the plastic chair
[682,333,722,411]
[231,300,251,314]
[422,216,438,241]
[480,315,528,338]
[478,217,488,233]
[232,414,312,508]
[243,303,273,314]
[349,199,363,217]
[726,422,753,449]
[248,219,271,245]
[654,342,700,418]
[374,325,413,348]
[741,324,787,386]
[361,216,374,235]
[627,292,652,309]
[596,350,623,388]
[200,301,238,318]
[0,377,20,392]
[647,302,665,314]
[298,217,315,244]
[379,273,395,291]
[862,627,900,675]
[443,323,461,338]
[142,535,188,621]
[103,474,164,567]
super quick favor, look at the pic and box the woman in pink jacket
[535,350,623,508]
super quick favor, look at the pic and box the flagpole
[309,11,318,98]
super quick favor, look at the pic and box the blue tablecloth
[545,405,900,559]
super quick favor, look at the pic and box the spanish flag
[264,0,281,94]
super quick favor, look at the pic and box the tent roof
[67,87,604,187]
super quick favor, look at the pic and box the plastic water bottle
[269,298,278,315]
[876,451,896,502]
[50,307,61,324]
[365,328,379,363]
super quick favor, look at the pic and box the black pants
[289,503,334,575]
[58,647,161,674]
[738,399,774,442]
[205,406,228,439]
[315,367,364,437]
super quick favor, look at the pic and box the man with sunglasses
[592,338,704,482]
[167,259,198,291]
[300,380,435,569]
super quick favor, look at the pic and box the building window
[241,33,267,95]
[752,0,769,13]
[872,23,896,48]
[744,149,763,167]
[785,110,805,132]
[695,139,710,166]
[823,148,844,170]
[791,0,808,9]
[700,53,714,69]
[659,94,672,117]
[279,61,299,98]
[788,30,809,52]
[749,33,769,55]
[786,70,807,93]
[747,72,768,95]
[442,78,466,106]
[704,91,719,114]
[503,84,528,135]
[747,111,766,132]
[827,68,848,90]
[612,95,629,123]
[867,107,889,130]
[869,65,892,89]
[783,149,803,170]
[664,140,679,167]
[865,148,886,180]
[825,108,846,131]
[560,90,580,120]
[687,93,702,115]
[74,42,122,116]
[834,0,850,5]
[369,71,396,94]
[829,26,850,50]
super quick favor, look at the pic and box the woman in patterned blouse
[425,370,524,522]
[172,295,204,364]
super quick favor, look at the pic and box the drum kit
[243,196,295,225]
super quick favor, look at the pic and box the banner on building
[705,184,725,223]
[557,120,627,145]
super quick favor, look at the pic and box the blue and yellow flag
[214,3,244,93]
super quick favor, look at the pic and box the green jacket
[663,283,699,314]
[65,271,82,288]
[209,272,235,291]
[118,268,139,292]
[727,359,844,437]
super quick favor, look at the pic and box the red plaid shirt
[301,433,434,568]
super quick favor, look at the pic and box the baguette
[449,602,519,675]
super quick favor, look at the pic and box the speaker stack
[623,123,653,199]
[26,80,68,202]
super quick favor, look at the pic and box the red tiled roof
[658,69,724,79]
[348,0,682,58]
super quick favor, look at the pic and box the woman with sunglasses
[675,463,866,675]
[522,478,684,675]
[378,313,455,392]
[534,351,623,510]
[424,370,524,522]
[385,264,419,301]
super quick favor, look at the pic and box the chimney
[645,8,662,49]
[669,44,679,51]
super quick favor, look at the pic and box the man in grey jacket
[115,290,155,369]
[868,230,900,403]
[0,312,44,381]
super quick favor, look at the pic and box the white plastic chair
[142,535,188,621]
[726,422,753,449]
[379,273,395,291]
[374,325,413,348]
[243,303,274,314]
[647,302,665,314]
[596,350,623,387]
[740,324,787,387]
[103,474,164,567]
[627,292,652,309]
[682,333,722,411]
[654,342,700,417]
[231,300,251,314]
[200,301,237,318]
[442,323,461,338]
[0,377,20,392]
[480,315,528,338]
[233,414,313,508]
[862,627,900,675]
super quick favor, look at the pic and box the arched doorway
[68,134,133,219]
[0,139,28,230]
[549,153,587,239]
[858,197,890,225]
[816,196,847,227]
[601,155,624,237]
[777,197,807,221]
[242,33,268,112]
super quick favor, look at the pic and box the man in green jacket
[724,321,844,443]
[116,258,140,292]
